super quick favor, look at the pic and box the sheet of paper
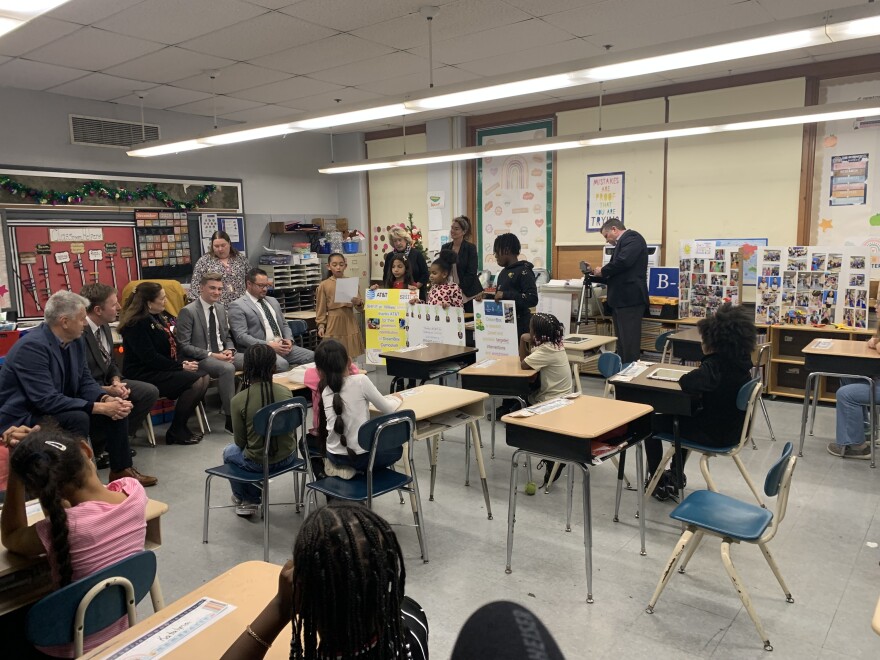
[334,276,359,303]
[222,218,240,243]
[428,208,443,230]
[813,339,833,349]
[609,360,655,382]
[472,358,498,368]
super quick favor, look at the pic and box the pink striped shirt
[35,477,148,658]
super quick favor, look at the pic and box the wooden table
[0,498,169,616]
[800,338,880,467]
[668,327,704,362]
[84,561,290,659]
[271,371,311,396]
[562,334,618,390]
[380,343,478,393]
[459,355,535,458]
[503,395,653,603]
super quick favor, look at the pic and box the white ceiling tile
[281,87,384,112]
[279,0,435,32]
[251,34,395,76]
[754,0,860,21]
[351,0,531,50]
[0,17,81,57]
[167,95,265,116]
[219,103,301,122]
[25,27,164,71]
[0,59,88,90]
[311,51,426,86]
[113,85,212,109]
[102,47,234,84]
[230,76,342,103]
[501,0,604,17]
[455,38,601,77]
[173,63,290,94]
[47,0,145,25]
[48,72,151,101]
[0,56,9,66]
[359,65,479,96]
[183,12,337,61]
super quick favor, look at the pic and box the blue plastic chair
[598,351,623,398]
[304,410,428,562]
[646,442,797,652]
[26,550,158,657]
[287,319,309,347]
[644,377,766,506]
[655,330,676,363]
[202,397,308,561]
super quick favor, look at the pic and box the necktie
[95,328,111,366]
[208,305,221,353]
[258,298,281,338]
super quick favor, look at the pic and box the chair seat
[670,490,773,541]
[654,432,737,455]
[307,468,412,501]
[205,460,304,484]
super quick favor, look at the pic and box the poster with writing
[364,288,414,365]
[406,302,465,347]
[586,172,624,231]
[473,299,519,359]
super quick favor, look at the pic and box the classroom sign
[364,288,414,365]
[407,303,466,347]
[473,299,519,359]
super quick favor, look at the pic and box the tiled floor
[122,371,880,658]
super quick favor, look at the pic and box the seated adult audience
[0,291,154,486]
[118,282,209,446]
[228,268,314,372]
[177,272,244,434]
[222,502,428,660]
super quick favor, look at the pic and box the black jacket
[442,240,483,299]
[497,260,538,336]
[384,248,429,300]
[679,353,751,446]
[592,229,649,309]
[120,314,184,380]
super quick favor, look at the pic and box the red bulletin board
[10,224,138,319]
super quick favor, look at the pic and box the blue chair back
[358,409,417,458]
[26,550,156,648]
[764,442,793,497]
[655,330,675,353]
[287,319,308,336]
[253,397,307,458]
[736,377,762,411]
[598,352,622,379]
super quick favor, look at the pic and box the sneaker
[827,442,871,460]
[235,500,259,517]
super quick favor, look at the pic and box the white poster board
[406,303,466,346]
[473,299,519,359]
[536,290,573,327]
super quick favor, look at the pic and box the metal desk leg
[613,449,626,523]
[573,363,582,395]
[565,465,574,532]
[635,444,646,556]
[149,574,165,611]
[429,435,440,501]
[759,396,777,442]
[580,463,593,604]
[465,426,471,487]
[405,448,429,563]
[809,380,820,436]
[870,383,876,469]
[490,396,497,459]
[798,374,817,457]
[505,450,521,574]
[469,420,493,519]
[673,417,684,501]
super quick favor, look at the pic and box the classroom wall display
[135,210,193,280]
[697,238,768,286]
[364,288,415,365]
[7,222,138,319]
[476,120,553,275]
[586,171,624,231]
[407,302,465,347]
[755,245,869,328]
[473,299,519,359]
[678,241,739,319]
[199,213,246,255]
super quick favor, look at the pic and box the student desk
[799,338,880,467]
[272,371,311,396]
[84,560,290,660]
[562,334,618,392]
[0,498,169,617]
[384,384,493,519]
[668,327,704,362]
[380,343,478,393]
[503,395,653,603]
[460,355,536,459]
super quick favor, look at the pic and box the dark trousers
[50,410,132,472]
[124,379,160,432]
[611,304,645,364]
[327,446,403,472]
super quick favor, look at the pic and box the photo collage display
[678,241,739,319]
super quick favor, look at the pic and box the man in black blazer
[591,218,649,363]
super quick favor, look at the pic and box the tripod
[575,274,612,335]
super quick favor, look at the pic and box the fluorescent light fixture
[0,15,21,35]
[199,125,301,146]
[406,75,577,111]
[0,0,72,20]
[290,104,412,130]
[127,140,208,157]
[319,100,880,174]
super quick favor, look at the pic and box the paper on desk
[526,398,574,415]
[609,360,655,382]
[472,358,498,368]
[334,277,359,303]
[813,339,833,349]
[394,344,427,352]
[547,279,580,287]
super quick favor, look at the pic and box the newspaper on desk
[507,397,574,418]
[608,360,656,383]
[813,339,833,349]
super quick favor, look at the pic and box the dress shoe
[225,415,234,434]
[108,467,158,487]
[130,448,137,457]
[165,431,200,446]
[95,451,110,470]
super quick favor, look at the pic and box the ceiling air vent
[69,114,160,149]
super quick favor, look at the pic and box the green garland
[0,176,217,210]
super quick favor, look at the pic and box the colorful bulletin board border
[476,119,553,274]
[586,171,625,231]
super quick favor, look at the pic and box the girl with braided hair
[223,344,301,517]
[315,340,402,478]
[1,428,147,657]
[223,502,428,660]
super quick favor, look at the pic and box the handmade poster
[678,241,736,319]
[473,299,519,359]
[364,288,414,365]
[586,171,624,231]
[697,238,768,286]
[406,302,465,347]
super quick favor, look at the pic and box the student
[316,253,365,359]
[645,302,757,500]
[223,345,301,517]
[1,429,147,658]
[222,502,428,660]
[315,339,401,478]
[371,253,416,291]
[426,249,464,308]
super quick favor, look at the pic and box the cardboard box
[312,217,349,232]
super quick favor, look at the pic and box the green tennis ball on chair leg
[525,481,537,496]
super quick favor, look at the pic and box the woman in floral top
[189,230,249,307]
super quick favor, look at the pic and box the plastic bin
[343,241,359,254]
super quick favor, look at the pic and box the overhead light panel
[290,104,413,130]
[0,0,72,25]
[199,125,302,146]
[127,140,208,157]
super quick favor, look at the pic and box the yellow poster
[364,288,414,365]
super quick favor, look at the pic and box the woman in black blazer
[118,282,209,445]
[442,215,484,313]
[383,226,429,300]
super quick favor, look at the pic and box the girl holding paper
[316,253,365,358]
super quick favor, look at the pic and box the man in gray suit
[228,267,314,372]
[176,272,244,433]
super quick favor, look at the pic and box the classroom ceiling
[0,0,878,134]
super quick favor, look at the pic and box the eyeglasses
[253,282,271,288]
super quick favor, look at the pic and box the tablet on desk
[564,335,589,344]
[648,368,685,382]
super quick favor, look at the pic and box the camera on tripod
[579,260,592,276]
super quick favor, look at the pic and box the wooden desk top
[503,395,652,439]
[670,327,702,343]
[272,373,311,394]
[562,334,617,352]
[459,355,535,378]
[380,343,478,364]
[284,310,316,320]
[802,338,880,359]
[392,384,488,421]
[85,561,290,659]
[612,364,697,392]
[770,323,875,335]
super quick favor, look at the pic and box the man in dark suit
[0,291,156,486]
[176,272,244,433]
[81,283,160,455]
[591,218,649,363]
[228,268,314,372]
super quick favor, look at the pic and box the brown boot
[109,467,158,487]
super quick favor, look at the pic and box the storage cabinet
[262,263,322,314]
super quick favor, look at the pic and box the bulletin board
[8,221,139,319]
[134,210,194,280]
[199,213,246,255]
